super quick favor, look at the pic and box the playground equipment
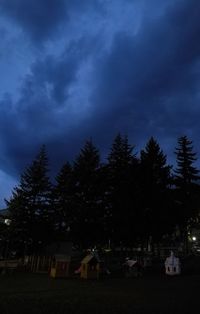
[165,251,181,275]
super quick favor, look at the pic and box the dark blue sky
[0,0,200,206]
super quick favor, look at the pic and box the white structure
[124,258,137,268]
[165,251,181,275]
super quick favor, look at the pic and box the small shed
[80,253,100,279]
[50,254,71,278]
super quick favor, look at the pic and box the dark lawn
[0,271,199,314]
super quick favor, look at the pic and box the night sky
[0,0,200,207]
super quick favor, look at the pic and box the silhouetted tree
[53,162,75,241]
[174,136,200,250]
[73,140,104,247]
[140,137,172,248]
[175,135,199,190]
[6,146,53,254]
[107,133,139,246]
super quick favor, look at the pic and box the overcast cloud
[0,0,200,206]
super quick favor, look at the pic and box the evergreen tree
[6,146,53,254]
[108,134,136,170]
[174,136,200,248]
[140,137,172,246]
[53,162,75,241]
[175,136,199,190]
[107,133,139,246]
[73,140,104,247]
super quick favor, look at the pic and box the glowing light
[192,236,197,241]
[4,219,11,226]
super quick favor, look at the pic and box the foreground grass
[0,271,199,314]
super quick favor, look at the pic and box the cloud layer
[0,0,200,205]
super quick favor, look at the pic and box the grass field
[0,269,199,314]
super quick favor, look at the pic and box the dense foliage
[3,135,200,254]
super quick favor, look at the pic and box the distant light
[192,236,197,241]
[4,219,11,226]
[104,249,112,252]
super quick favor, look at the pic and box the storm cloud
[0,0,200,206]
[0,0,104,42]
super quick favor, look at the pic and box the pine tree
[108,134,136,170]
[140,137,171,189]
[73,140,103,247]
[53,162,75,241]
[6,145,53,254]
[107,133,139,246]
[175,136,199,190]
[140,137,172,245]
[174,136,200,248]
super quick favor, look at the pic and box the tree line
[3,134,200,255]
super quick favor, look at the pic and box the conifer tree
[107,133,139,246]
[174,136,200,248]
[175,136,199,190]
[108,134,136,170]
[73,140,103,247]
[6,146,53,254]
[53,162,75,241]
[140,137,172,245]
